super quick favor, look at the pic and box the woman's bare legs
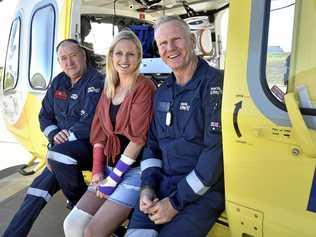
[84,199,131,237]
[76,190,106,214]
[64,191,105,237]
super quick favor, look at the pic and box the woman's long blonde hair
[105,30,143,98]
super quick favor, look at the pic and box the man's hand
[148,197,178,224]
[53,129,70,144]
[139,187,159,214]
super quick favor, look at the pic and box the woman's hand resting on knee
[90,173,104,192]
[96,178,110,199]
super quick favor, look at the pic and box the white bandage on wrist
[120,154,135,165]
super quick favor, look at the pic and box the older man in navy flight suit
[3,39,104,237]
[126,16,225,237]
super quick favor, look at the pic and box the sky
[0,0,18,66]
[269,0,295,52]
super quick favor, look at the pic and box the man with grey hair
[125,15,225,237]
[3,39,104,237]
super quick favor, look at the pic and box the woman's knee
[83,223,93,237]
[64,206,92,237]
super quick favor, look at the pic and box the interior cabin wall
[77,8,229,76]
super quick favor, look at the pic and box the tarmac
[0,115,69,237]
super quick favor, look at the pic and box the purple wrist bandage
[98,185,116,195]
[98,154,134,195]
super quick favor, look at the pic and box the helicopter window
[3,17,21,92]
[29,4,56,90]
[80,17,119,73]
[265,0,295,102]
[84,20,118,56]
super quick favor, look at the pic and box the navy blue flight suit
[3,67,104,237]
[129,58,225,237]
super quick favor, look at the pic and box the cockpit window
[3,17,21,92]
[29,4,56,90]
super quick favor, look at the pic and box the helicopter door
[26,1,59,159]
[1,9,32,151]
[223,0,316,236]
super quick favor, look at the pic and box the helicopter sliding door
[222,0,316,236]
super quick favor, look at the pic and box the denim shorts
[88,166,141,208]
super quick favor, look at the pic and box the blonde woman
[63,30,156,237]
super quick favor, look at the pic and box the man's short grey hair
[154,15,191,36]
[56,39,86,61]
[56,39,81,53]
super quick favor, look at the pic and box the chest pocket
[176,95,202,135]
[68,92,83,117]
[54,90,69,115]
[155,101,171,137]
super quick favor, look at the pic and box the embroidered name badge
[70,94,78,100]
[157,101,170,112]
[179,102,190,111]
[54,90,68,100]
[210,87,222,95]
[88,87,100,93]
